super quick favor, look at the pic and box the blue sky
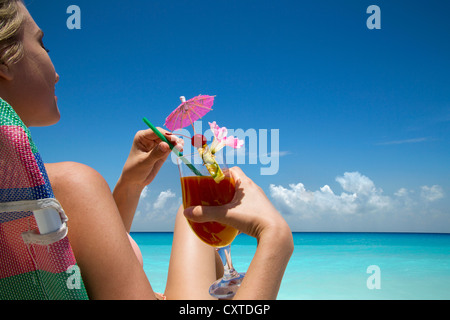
[27,0,450,232]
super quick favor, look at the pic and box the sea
[131,232,450,300]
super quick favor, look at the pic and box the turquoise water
[131,232,450,300]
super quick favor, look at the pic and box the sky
[27,0,450,232]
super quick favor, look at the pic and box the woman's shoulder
[45,161,101,178]
[45,161,108,192]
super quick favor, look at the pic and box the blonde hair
[0,0,25,65]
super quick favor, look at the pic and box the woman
[0,0,293,300]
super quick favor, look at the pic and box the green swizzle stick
[143,117,203,177]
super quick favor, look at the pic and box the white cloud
[140,186,149,199]
[270,172,447,232]
[270,172,390,217]
[394,187,410,197]
[132,189,182,232]
[153,189,176,209]
[376,137,428,145]
[335,172,376,195]
[420,185,444,201]
[260,151,291,157]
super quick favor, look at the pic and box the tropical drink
[180,175,238,247]
[176,128,245,299]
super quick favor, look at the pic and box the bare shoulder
[45,162,110,196]
[45,162,104,183]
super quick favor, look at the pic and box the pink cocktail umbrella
[164,95,215,132]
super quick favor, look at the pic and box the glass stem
[217,245,239,281]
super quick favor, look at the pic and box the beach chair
[0,98,89,300]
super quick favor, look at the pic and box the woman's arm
[234,224,293,299]
[113,128,181,232]
[183,167,294,300]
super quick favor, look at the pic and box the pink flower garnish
[209,121,244,154]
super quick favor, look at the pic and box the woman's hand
[120,128,182,188]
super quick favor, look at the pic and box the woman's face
[0,3,60,127]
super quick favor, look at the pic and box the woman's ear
[0,62,14,81]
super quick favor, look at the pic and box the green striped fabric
[1,98,89,300]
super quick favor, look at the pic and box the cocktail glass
[178,154,245,299]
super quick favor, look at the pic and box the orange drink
[181,175,238,247]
